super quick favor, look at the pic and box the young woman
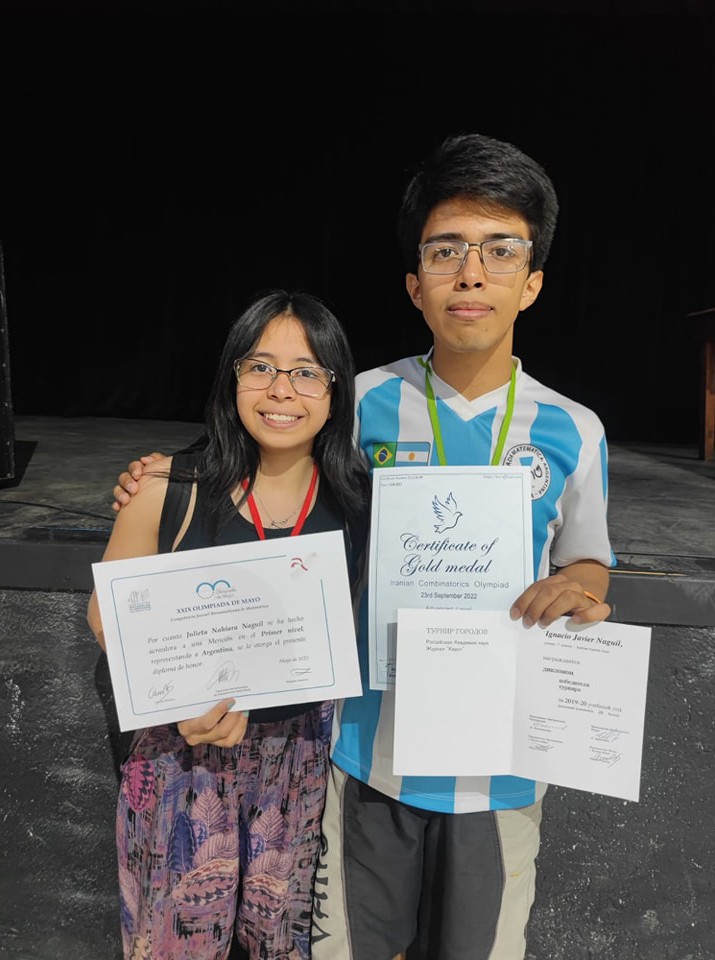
[88,289,370,960]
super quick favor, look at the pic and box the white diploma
[368,466,533,690]
[393,609,651,801]
[92,530,361,731]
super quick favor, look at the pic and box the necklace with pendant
[242,463,319,540]
[251,490,301,528]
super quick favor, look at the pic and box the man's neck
[430,349,514,401]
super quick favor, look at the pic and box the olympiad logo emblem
[503,444,551,500]
[195,579,234,599]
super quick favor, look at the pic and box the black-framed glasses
[233,358,335,398]
[418,238,533,275]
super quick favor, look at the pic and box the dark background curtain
[1,3,714,443]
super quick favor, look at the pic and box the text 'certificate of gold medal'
[368,466,533,690]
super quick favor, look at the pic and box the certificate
[368,466,533,689]
[393,609,651,801]
[92,530,361,731]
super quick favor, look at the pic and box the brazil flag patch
[371,441,431,467]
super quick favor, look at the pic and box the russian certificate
[393,609,651,801]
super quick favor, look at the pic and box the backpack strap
[157,451,198,553]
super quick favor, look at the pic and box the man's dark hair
[397,132,559,274]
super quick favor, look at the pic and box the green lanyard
[418,356,517,467]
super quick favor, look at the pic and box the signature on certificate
[528,738,557,753]
[290,667,313,677]
[590,747,622,767]
[206,661,241,689]
[592,727,623,743]
[147,682,175,704]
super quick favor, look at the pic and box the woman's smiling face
[235,314,332,459]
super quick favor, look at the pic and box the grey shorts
[312,765,534,960]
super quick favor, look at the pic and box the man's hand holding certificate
[368,466,651,802]
[393,609,651,801]
[92,530,361,731]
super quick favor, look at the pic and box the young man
[113,133,615,960]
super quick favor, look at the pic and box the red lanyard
[242,462,319,541]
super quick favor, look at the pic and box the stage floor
[1,415,714,960]
[2,414,715,625]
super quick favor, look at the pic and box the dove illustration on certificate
[367,466,533,690]
[432,492,462,533]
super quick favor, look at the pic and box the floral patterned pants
[117,703,333,960]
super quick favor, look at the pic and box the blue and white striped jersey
[330,354,616,813]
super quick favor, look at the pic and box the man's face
[405,198,543,370]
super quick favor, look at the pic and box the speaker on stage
[0,241,15,481]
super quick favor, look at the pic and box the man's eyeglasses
[418,238,533,275]
[233,358,335,398]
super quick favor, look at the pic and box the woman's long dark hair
[192,288,369,533]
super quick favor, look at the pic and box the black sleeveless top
[174,476,357,723]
